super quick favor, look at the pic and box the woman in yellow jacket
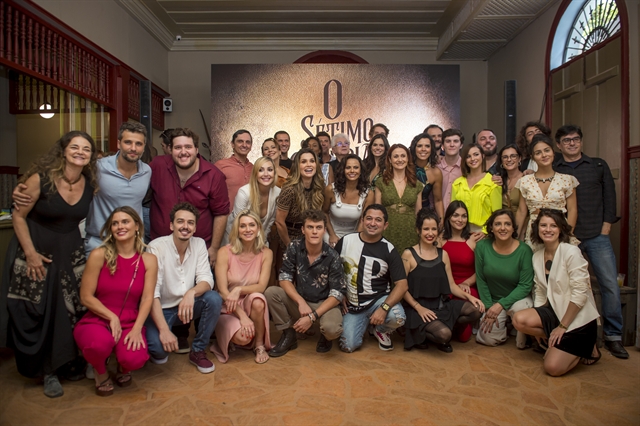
[512,209,600,377]
[451,143,502,233]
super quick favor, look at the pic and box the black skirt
[534,304,597,359]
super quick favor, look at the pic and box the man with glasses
[553,124,628,359]
[214,130,254,209]
[327,133,351,184]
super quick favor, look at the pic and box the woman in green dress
[374,144,424,252]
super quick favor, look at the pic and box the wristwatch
[381,303,391,312]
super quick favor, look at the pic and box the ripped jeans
[339,296,406,353]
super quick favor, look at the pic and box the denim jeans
[145,290,222,359]
[580,234,623,340]
[142,206,151,244]
[339,297,406,353]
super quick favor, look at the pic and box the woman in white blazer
[222,157,281,246]
[513,208,600,376]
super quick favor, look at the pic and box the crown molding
[170,37,438,51]
[116,0,175,50]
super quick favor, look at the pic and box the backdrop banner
[210,64,460,162]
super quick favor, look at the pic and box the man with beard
[424,124,444,157]
[476,129,499,175]
[12,122,152,257]
[149,128,229,267]
[214,129,253,209]
[146,202,223,372]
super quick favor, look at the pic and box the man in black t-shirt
[335,204,408,352]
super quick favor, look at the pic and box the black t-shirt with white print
[334,232,407,313]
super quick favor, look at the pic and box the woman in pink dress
[74,207,157,396]
[212,210,273,364]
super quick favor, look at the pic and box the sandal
[582,346,602,366]
[95,377,114,397]
[116,366,132,388]
[254,345,269,364]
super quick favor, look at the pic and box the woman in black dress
[401,209,484,352]
[1,131,98,397]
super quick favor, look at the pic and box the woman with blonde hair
[74,207,157,396]
[261,138,289,187]
[213,210,273,364]
[222,157,281,246]
[275,148,325,247]
[2,131,98,398]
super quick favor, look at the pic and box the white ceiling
[117,0,558,60]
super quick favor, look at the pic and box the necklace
[534,173,555,183]
[393,176,406,183]
[61,174,82,191]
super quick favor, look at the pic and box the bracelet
[558,322,568,330]
[312,310,319,321]
[413,302,419,308]
[308,313,316,323]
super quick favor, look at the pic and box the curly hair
[281,148,325,211]
[442,200,471,240]
[515,121,550,159]
[409,132,438,168]
[99,206,146,274]
[416,208,441,232]
[333,154,369,196]
[21,130,99,195]
[530,208,573,245]
[485,209,519,241]
[382,144,417,187]
[363,133,389,179]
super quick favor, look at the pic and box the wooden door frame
[544,0,630,277]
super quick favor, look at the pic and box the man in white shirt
[145,202,223,373]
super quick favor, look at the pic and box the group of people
[0,119,627,399]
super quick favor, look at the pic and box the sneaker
[43,374,64,398]
[189,350,215,374]
[176,337,190,354]
[373,329,394,351]
[604,340,629,359]
[85,364,95,379]
[150,355,169,365]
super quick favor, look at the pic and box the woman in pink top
[212,210,273,364]
[74,207,157,396]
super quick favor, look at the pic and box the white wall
[166,50,488,158]
[487,3,561,146]
[33,0,169,91]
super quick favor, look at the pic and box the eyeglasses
[560,136,581,145]
[335,142,350,147]
[501,154,519,161]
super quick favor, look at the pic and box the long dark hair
[496,144,523,195]
[334,154,369,196]
[516,121,550,159]
[22,130,99,195]
[530,208,573,245]
[409,132,438,168]
[442,200,471,240]
[363,133,389,178]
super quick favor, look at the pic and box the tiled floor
[0,330,639,425]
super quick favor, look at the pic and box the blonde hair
[248,157,276,216]
[282,148,325,211]
[99,206,146,274]
[229,210,266,254]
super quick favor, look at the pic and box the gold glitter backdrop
[210,64,460,162]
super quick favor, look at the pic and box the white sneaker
[373,329,394,351]
[150,355,169,365]
[85,364,94,380]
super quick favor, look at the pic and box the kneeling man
[335,204,408,352]
[265,210,346,356]
[146,202,222,373]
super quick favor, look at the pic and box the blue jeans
[339,297,406,353]
[580,234,623,340]
[142,206,151,244]
[145,291,222,359]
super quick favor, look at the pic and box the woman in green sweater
[475,209,534,347]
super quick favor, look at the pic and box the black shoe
[604,340,629,359]
[436,342,453,353]
[176,336,190,354]
[414,340,430,350]
[269,328,298,357]
[316,335,333,353]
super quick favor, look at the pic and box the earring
[518,161,522,166]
